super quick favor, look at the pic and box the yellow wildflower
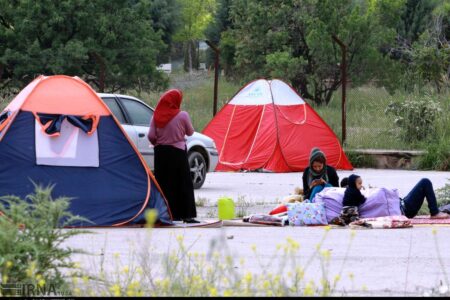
[244,272,252,283]
[109,284,121,297]
[209,287,218,296]
[321,249,331,260]
[334,274,341,283]
[38,279,46,288]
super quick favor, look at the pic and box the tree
[226,0,405,105]
[407,1,450,92]
[148,0,182,63]
[205,0,234,74]
[174,0,216,73]
[0,0,168,93]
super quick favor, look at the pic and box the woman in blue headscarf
[302,147,339,201]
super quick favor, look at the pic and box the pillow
[286,202,328,226]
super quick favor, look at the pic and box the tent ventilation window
[34,113,100,167]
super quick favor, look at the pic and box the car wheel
[188,151,207,189]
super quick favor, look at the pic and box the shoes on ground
[430,212,450,219]
[183,218,201,224]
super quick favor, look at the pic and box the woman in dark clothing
[148,89,199,223]
[302,147,339,201]
[339,176,449,219]
[342,174,366,207]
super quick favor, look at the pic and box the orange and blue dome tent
[0,75,172,226]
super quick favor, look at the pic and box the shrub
[418,140,450,171]
[436,180,450,207]
[345,151,377,168]
[385,93,442,143]
[0,185,89,296]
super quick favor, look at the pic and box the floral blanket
[350,215,412,229]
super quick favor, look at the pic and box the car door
[101,96,140,145]
[117,97,154,169]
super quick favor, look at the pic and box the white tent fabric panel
[271,79,305,105]
[35,119,99,167]
[229,79,272,105]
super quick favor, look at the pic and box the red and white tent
[202,79,353,172]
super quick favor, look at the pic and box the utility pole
[205,40,220,116]
[332,35,347,145]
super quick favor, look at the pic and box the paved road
[195,168,450,205]
[65,169,450,296]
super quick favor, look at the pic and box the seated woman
[302,147,339,202]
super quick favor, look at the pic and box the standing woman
[148,89,199,223]
[302,147,339,201]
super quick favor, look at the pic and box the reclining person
[338,176,448,220]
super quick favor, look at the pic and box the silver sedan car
[98,93,218,189]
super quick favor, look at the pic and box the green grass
[312,86,450,151]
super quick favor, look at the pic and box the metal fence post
[332,35,347,145]
[205,40,220,116]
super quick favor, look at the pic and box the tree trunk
[90,52,106,92]
[188,41,193,74]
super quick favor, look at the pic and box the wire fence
[313,85,449,151]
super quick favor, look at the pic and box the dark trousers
[154,145,196,220]
[403,178,439,218]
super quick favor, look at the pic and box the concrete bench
[347,149,427,169]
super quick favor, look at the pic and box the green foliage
[418,139,450,171]
[0,185,89,296]
[344,151,377,169]
[397,0,436,45]
[0,0,168,93]
[436,180,450,206]
[224,0,404,105]
[392,0,449,92]
[148,0,181,62]
[174,0,216,73]
[385,93,443,142]
[205,0,233,71]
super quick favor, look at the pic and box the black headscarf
[342,174,366,207]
